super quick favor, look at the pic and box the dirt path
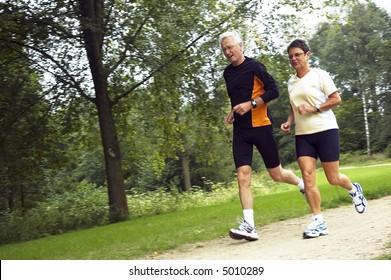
[149,196,391,260]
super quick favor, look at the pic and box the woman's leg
[298,156,321,214]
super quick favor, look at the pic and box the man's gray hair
[219,31,243,45]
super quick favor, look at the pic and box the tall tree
[0,38,66,212]
[309,1,391,156]
[0,0,345,221]
[0,0,261,221]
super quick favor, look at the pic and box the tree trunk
[7,190,13,213]
[181,153,191,192]
[79,0,128,221]
[361,92,371,156]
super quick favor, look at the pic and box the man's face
[221,36,243,66]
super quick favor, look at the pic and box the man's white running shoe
[229,218,259,241]
[350,182,367,214]
[303,219,328,239]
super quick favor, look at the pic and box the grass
[0,164,390,260]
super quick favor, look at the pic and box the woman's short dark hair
[287,39,310,53]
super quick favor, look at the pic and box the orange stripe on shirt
[252,75,271,127]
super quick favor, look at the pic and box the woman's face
[288,47,310,71]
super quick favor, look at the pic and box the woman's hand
[297,104,315,115]
[281,122,291,132]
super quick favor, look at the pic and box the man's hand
[225,110,235,124]
[232,101,252,116]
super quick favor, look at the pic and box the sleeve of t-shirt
[319,69,338,96]
[254,62,279,103]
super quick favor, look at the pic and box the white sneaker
[303,218,328,239]
[350,182,367,214]
[229,218,259,241]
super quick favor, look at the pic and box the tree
[0,39,67,212]
[0,0,346,222]
[309,1,391,156]
[1,0,261,221]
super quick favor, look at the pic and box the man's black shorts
[233,125,280,169]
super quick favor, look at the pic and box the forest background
[0,0,390,245]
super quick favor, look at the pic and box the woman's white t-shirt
[288,68,339,135]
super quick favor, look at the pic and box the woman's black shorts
[295,129,340,162]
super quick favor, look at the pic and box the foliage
[0,181,109,245]
[0,0,341,220]
[385,144,391,158]
[309,1,391,155]
[0,35,69,213]
[127,184,235,217]
[1,0,388,232]
[2,155,389,246]
[0,163,390,259]
[333,98,367,152]
[0,171,281,245]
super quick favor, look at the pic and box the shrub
[0,181,108,245]
[0,173,292,245]
[385,144,391,158]
[127,182,239,218]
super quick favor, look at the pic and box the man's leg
[254,125,304,191]
[229,128,259,241]
[229,165,259,241]
[237,165,253,210]
[267,164,303,186]
[237,165,255,226]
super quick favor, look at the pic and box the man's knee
[268,165,285,182]
[236,166,252,184]
[237,165,251,175]
[270,173,284,182]
[326,175,340,186]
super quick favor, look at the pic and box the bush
[127,182,238,218]
[0,181,109,245]
[126,172,292,218]
[385,144,391,158]
[0,173,294,245]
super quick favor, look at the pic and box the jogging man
[220,30,305,241]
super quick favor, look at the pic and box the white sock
[297,178,305,190]
[312,214,324,223]
[243,209,255,227]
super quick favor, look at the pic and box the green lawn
[0,164,390,260]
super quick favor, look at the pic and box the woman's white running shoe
[303,219,328,239]
[350,182,367,214]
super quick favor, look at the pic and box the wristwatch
[251,99,257,108]
[314,105,321,112]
